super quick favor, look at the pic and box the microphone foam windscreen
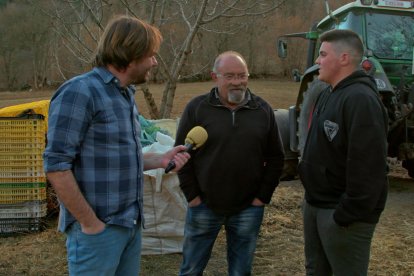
[185,126,208,149]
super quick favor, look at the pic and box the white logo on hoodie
[324,120,339,142]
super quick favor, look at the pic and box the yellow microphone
[165,126,208,173]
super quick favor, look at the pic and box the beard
[131,74,148,85]
[132,77,146,85]
[227,89,246,104]
[130,70,150,85]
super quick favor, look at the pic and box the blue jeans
[303,201,376,276]
[65,221,142,276]
[179,203,264,276]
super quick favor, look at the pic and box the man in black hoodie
[299,29,388,275]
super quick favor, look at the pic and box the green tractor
[276,0,414,179]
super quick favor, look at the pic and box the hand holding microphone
[165,126,208,173]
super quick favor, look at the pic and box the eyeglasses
[215,73,250,81]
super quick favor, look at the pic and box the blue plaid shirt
[43,67,144,232]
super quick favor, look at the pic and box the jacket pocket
[298,160,338,204]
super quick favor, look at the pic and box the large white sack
[142,130,187,255]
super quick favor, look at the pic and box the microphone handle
[164,160,177,173]
[164,143,193,173]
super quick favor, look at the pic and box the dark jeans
[179,203,264,276]
[303,201,377,276]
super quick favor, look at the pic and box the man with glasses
[174,51,285,275]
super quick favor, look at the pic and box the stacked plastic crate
[0,114,47,235]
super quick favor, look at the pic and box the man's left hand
[252,198,265,206]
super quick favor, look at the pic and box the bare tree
[27,4,55,89]
[0,4,25,90]
[31,0,286,118]
[37,0,110,79]
[120,0,287,118]
[0,1,53,91]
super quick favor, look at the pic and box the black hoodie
[299,70,388,226]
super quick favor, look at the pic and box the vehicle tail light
[361,59,375,75]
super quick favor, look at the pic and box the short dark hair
[319,29,364,65]
[95,15,162,70]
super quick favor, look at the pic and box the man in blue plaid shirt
[43,15,190,276]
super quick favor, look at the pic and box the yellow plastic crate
[0,154,43,161]
[0,100,49,129]
[0,118,46,132]
[0,131,45,139]
[0,143,44,154]
[0,170,44,178]
[0,116,47,160]
[0,127,45,136]
[0,158,43,168]
[0,187,46,204]
[0,182,46,188]
[0,176,46,184]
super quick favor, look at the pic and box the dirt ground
[0,80,413,275]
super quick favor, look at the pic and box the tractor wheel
[274,108,298,181]
[402,159,414,178]
[298,78,329,156]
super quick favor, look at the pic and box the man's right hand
[80,219,106,234]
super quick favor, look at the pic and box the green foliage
[139,115,170,146]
